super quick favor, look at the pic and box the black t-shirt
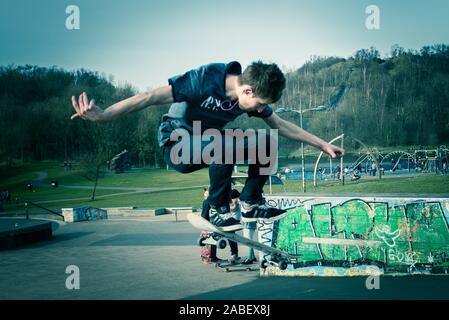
[164,61,273,130]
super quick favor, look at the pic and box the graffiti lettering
[272,197,449,275]
[375,225,401,247]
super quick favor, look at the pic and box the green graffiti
[274,198,449,273]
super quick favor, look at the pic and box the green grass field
[0,161,448,214]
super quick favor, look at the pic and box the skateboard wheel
[217,239,227,249]
[279,260,288,271]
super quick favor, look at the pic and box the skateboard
[188,213,297,271]
[215,261,259,272]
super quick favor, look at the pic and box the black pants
[160,119,276,209]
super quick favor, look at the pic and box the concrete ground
[1,213,449,300]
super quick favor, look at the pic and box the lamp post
[275,105,327,193]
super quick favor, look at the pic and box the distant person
[5,190,11,203]
[0,191,6,212]
[371,163,377,176]
[351,170,361,182]
[241,191,258,264]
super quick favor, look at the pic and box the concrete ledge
[104,207,166,217]
[60,207,199,220]
[104,207,197,217]
[165,207,197,215]
[0,218,53,250]
[62,207,108,223]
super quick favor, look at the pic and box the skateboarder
[70,61,345,230]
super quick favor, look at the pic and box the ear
[242,85,253,95]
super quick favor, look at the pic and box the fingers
[78,93,84,114]
[88,98,95,110]
[336,147,345,157]
[71,93,91,120]
[71,96,80,114]
[325,144,346,159]
[76,92,91,116]
[83,92,89,110]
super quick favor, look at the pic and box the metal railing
[24,201,65,221]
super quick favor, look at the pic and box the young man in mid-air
[70,61,345,231]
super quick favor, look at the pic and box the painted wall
[260,196,449,276]
[62,206,108,222]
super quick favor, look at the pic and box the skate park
[1,160,449,299]
[2,0,449,301]
[1,206,449,300]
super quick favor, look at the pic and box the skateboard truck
[260,257,289,271]
[198,232,228,249]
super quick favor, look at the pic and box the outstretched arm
[70,85,174,122]
[264,113,345,159]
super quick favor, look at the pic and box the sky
[1,0,449,91]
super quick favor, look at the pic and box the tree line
[277,44,449,150]
[0,65,168,167]
[1,44,448,167]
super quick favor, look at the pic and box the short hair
[241,61,286,103]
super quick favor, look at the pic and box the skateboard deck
[188,213,297,270]
[215,261,259,272]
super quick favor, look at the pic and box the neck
[225,75,241,100]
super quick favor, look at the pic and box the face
[238,85,270,113]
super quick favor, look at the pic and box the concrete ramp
[0,218,56,249]
[261,195,449,276]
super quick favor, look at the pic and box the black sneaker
[210,206,243,232]
[242,257,257,265]
[210,257,225,264]
[240,199,288,222]
[228,254,240,264]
